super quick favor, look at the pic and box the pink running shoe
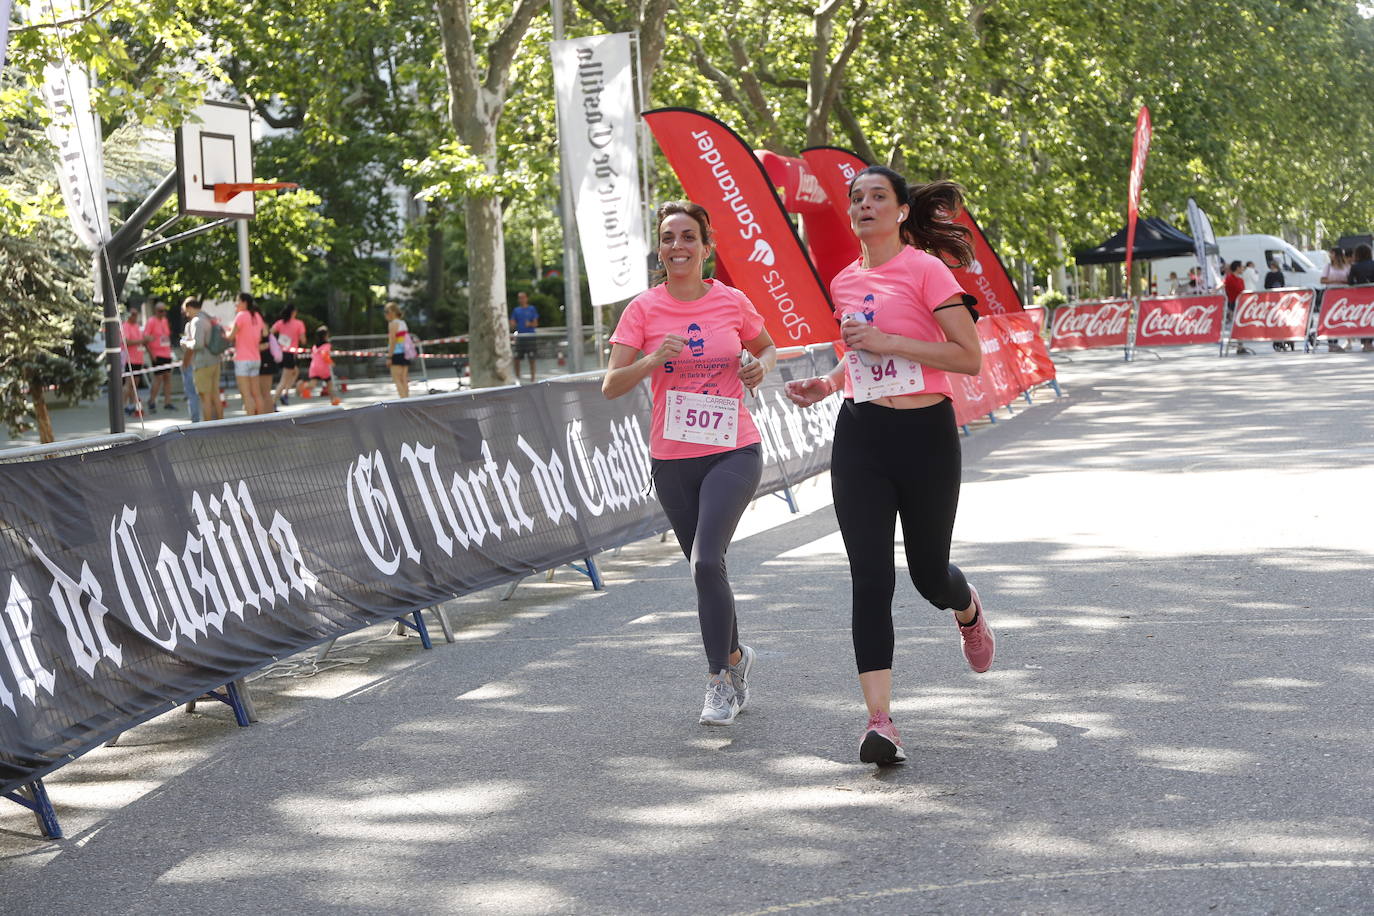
[859,711,907,765]
[957,585,996,673]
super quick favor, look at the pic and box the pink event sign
[1230,289,1314,342]
[1135,294,1225,346]
[1316,286,1374,338]
[1049,299,1131,350]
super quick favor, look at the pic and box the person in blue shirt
[510,291,540,382]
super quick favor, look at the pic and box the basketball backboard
[175,100,255,219]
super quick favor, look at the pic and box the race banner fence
[1,346,845,796]
[1313,285,1374,340]
[1229,288,1315,345]
[1134,294,1226,348]
[950,312,1059,428]
[1049,299,1132,351]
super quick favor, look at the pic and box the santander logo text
[1140,304,1219,338]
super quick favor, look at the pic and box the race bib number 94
[664,391,740,446]
[845,351,926,403]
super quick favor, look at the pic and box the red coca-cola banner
[1230,289,1314,342]
[643,108,836,347]
[1315,286,1374,338]
[1050,299,1132,350]
[1135,294,1225,347]
[799,146,1022,314]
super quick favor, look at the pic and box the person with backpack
[179,298,224,421]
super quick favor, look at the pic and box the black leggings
[651,444,763,673]
[831,399,971,673]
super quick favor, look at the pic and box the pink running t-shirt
[829,245,967,401]
[143,315,172,359]
[309,342,332,379]
[272,318,307,352]
[609,280,766,460]
[232,311,264,361]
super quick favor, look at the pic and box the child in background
[308,325,340,405]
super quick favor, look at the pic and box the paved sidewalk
[2,346,1372,914]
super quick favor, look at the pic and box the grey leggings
[651,443,763,673]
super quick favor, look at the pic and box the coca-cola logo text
[1321,295,1374,331]
[1054,302,1131,339]
[1234,291,1311,330]
[1140,304,1219,338]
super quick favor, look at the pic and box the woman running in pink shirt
[785,166,992,767]
[603,201,777,727]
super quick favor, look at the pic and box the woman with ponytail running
[603,200,777,727]
[784,166,994,766]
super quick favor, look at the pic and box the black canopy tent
[1073,217,1210,264]
[1336,234,1372,252]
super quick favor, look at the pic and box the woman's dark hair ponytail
[851,166,974,268]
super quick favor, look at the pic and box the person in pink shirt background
[231,292,269,415]
[119,306,146,416]
[307,325,340,405]
[142,301,175,413]
[603,200,777,727]
[271,304,308,406]
[785,165,992,768]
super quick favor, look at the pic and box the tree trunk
[465,193,514,389]
[426,213,446,312]
[29,373,54,444]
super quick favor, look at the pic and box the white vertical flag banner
[550,32,647,306]
[1186,197,1222,291]
[1,0,14,73]
[26,0,110,250]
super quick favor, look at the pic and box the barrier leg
[4,779,62,839]
[770,484,799,513]
[986,412,997,424]
[1023,391,1034,405]
[961,425,971,437]
[191,681,255,726]
[567,557,604,590]
[430,604,455,643]
[501,575,528,601]
[393,611,433,650]
[1050,379,1064,397]
[315,637,339,661]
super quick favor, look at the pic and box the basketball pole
[237,220,251,294]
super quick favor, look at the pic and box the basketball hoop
[213,182,299,203]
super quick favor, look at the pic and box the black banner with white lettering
[0,350,841,793]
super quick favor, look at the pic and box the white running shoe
[729,645,756,711]
[699,670,740,726]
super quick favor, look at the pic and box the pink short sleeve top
[232,311,264,361]
[609,279,766,460]
[829,245,967,401]
[143,316,172,359]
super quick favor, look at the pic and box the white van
[1150,235,1323,292]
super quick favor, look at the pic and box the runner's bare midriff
[866,392,948,409]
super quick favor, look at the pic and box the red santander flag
[642,108,836,347]
[1124,105,1152,287]
[800,146,1022,314]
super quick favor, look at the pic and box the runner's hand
[738,354,765,389]
[652,334,686,365]
[785,376,833,407]
[841,318,886,352]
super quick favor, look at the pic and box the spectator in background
[1346,243,1374,351]
[385,301,411,398]
[510,290,540,383]
[1319,247,1351,352]
[1242,260,1261,290]
[1264,261,1293,351]
[1224,261,1255,355]
[272,304,307,406]
[120,306,146,416]
[231,292,268,415]
[309,325,340,404]
[1263,260,1285,289]
[1165,271,1180,295]
[1186,267,1200,293]
[180,297,223,421]
[143,301,175,413]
